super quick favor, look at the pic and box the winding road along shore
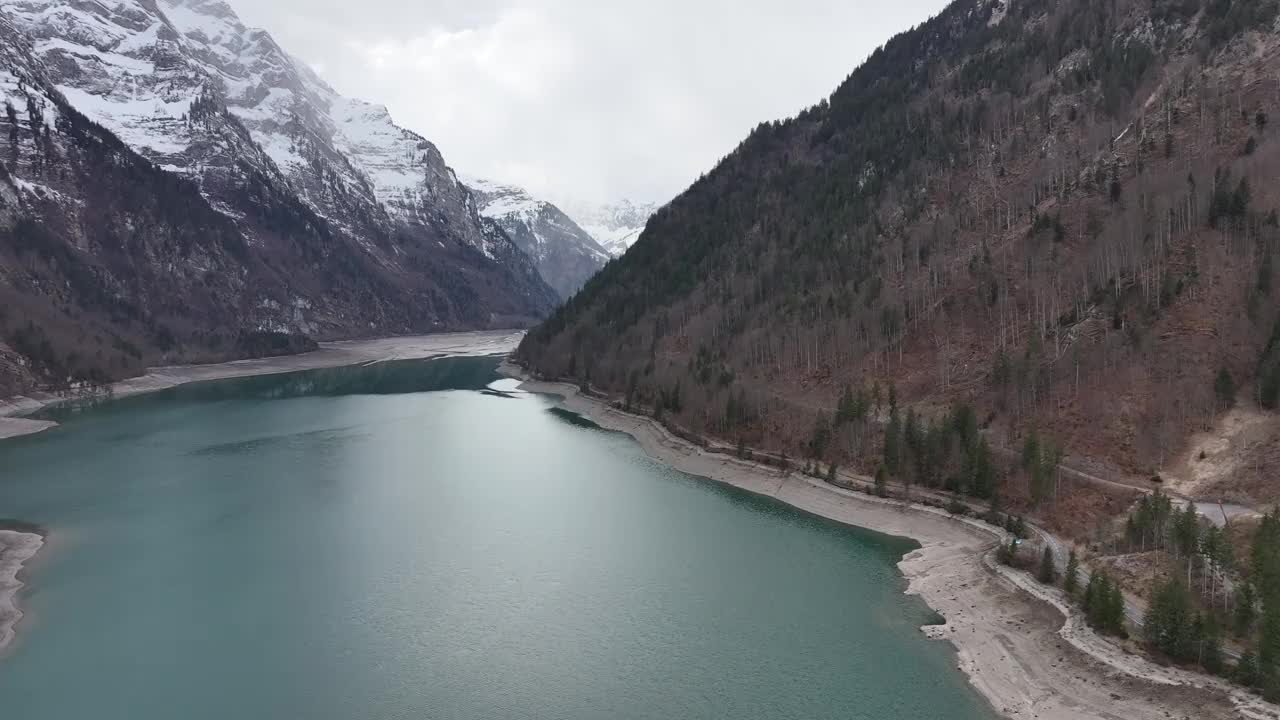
[511,371,1280,720]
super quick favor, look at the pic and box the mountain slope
[0,1,557,394]
[465,177,609,299]
[0,0,557,393]
[519,0,1280,492]
[559,198,658,257]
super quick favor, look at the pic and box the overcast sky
[228,0,948,205]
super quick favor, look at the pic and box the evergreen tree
[1236,651,1260,687]
[969,437,996,498]
[874,464,888,497]
[1260,604,1280,669]
[1038,546,1056,584]
[809,413,832,458]
[884,407,902,476]
[1236,582,1257,637]
[1201,614,1224,674]
[1105,581,1126,635]
[1012,515,1027,539]
[1082,571,1098,615]
[1064,548,1080,595]
[999,537,1018,566]
[1145,578,1195,661]
[1215,367,1236,409]
[1173,501,1200,559]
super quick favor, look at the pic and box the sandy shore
[515,374,1278,720]
[0,530,43,653]
[0,330,523,440]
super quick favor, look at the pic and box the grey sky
[228,0,949,204]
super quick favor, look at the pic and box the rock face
[465,176,610,300]
[559,198,659,257]
[0,1,557,394]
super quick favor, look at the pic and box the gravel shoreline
[0,530,44,653]
[513,372,1274,720]
[0,330,524,440]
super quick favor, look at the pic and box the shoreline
[0,343,1270,716]
[514,373,1277,720]
[0,330,524,441]
[0,530,44,654]
[0,330,524,655]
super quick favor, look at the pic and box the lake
[0,355,992,719]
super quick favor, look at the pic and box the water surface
[0,356,992,719]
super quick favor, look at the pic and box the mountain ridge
[0,0,558,394]
[463,176,610,300]
[557,197,659,257]
[518,0,1280,506]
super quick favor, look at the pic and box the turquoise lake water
[0,356,992,719]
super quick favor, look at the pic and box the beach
[513,373,1279,720]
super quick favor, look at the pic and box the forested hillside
[520,0,1280,497]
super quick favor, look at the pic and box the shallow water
[0,356,992,719]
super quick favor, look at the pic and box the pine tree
[1215,367,1236,409]
[1236,582,1257,637]
[1105,581,1126,635]
[1038,546,1057,584]
[969,437,996,498]
[1012,515,1027,539]
[1236,651,1260,687]
[1082,571,1097,615]
[1064,548,1080,595]
[884,407,901,476]
[874,464,888,497]
[1202,614,1224,674]
[1146,578,1194,661]
[999,537,1019,566]
[1174,501,1200,559]
[1260,604,1280,669]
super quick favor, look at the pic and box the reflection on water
[0,354,993,720]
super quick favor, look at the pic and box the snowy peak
[0,0,558,352]
[464,176,609,300]
[4,0,501,258]
[559,198,660,257]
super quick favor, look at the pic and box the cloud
[227,0,949,204]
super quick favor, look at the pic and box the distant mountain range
[463,177,610,300]
[557,198,660,257]
[462,174,662,298]
[0,0,560,394]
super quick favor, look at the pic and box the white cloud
[228,0,949,204]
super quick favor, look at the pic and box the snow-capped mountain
[465,176,609,299]
[2,0,521,254]
[559,199,660,257]
[0,0,558,393]
[2,0,556,308]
